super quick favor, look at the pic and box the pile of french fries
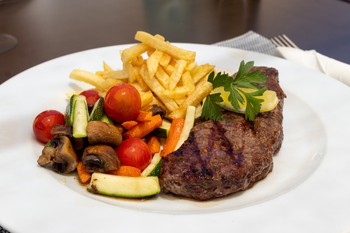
[70,31,214,119]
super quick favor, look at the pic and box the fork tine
[270,37,285,47]
[280,34,299,49]
[271,34,300,49]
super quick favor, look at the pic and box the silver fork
[270,34,300,49]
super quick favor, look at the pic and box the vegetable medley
[33,31,278,199]
[33,31,210,199]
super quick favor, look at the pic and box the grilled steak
[159,67,286,201]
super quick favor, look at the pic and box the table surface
[1,0,350,85]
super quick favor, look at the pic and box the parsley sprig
[201,61,268,121]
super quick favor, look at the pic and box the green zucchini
[67,94,77,126]
[152,119,171,138]
[88,97,104,121]
[87,173,161,198]
[141,153,162,177]
[72,95,89,138]
[101,114,114,124]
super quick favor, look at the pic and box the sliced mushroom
[50,124,72,137]
[82,145,120,173]
[37,136,78,174]
[86,121,122,147]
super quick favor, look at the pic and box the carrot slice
[147,136,161,155]
[124,114,162,139]
[77,162,91,184]
[109,166,141,177]
[122,120,138,130]
[160,118,185,157]
[136,111,153,122]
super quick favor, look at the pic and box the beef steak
[159,67,286,201]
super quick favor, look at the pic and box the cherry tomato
[80,89,100,108]
[115,138,152,171]
[104,83,141,123]
[33,110,65,144]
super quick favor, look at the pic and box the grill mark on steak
[159,67,286,201]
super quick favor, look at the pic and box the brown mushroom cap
[37,136,78,174]
[86,121,122,147]
[50,124,72,138]
[82,145,120,173]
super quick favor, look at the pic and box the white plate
[0,44,350,233]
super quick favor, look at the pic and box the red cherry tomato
[104,83,141,123]
[80,89,100,108]
[115,138,152,171]
[33,110,65,144]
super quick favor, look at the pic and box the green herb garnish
[201,61,268,121]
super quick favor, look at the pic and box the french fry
[135,31,196,61]
[168,59,187,90]
[131,56,145,66]
[191,64,215,84]
[162,64,175,76]
[70,69,106,90]
[174,97,186,106]
[169,59,177,67]
[139,90,154,108]
[168,86,208,119]
[130,82,144,92]
[185,61,196,72]
[154,34,165,41]
[159,53,172,67]
[101,78,123,91]
[140,64,179,112]
[181,71,195,92]
[155,66,170,88]
[125,64,148,91]
[183,81,212,106]
[131,82,153,109]
[135,70,150,91]
[125,63,137,83]
[98,70,129,80]
[121,43,149,64]
[147,50,163,78]
[163,70,195,100]
[163,86,190,99]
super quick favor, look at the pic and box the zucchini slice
[101,114,114,124]
[88,173,161,198]
[152,119,171,138]
[67,94,77,126]
[72,95,89,138]
[88,97,104,121]
[141,153,162,177]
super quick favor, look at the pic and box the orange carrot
[109,166,141,177]
[147,136,161,155]
[121,120,138,130]
[160,118,185,157]
[77,162,91,184]
[136,111,153,122]
[124,114,162,139]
